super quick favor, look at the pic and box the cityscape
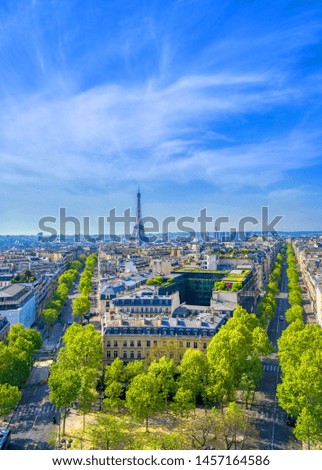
[0,0,322,459]
[0,189,321,451]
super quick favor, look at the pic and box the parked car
[279,315,284,321]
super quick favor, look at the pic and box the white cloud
[1,70,320,194]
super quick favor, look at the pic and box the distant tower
[132,188,149,244]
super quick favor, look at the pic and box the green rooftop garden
[146,276,175,287]
[11,269,36,283]
[222,269,251,282]
[175,268,229,274]
[213,280,243,292]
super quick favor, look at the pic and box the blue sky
[0,0,322,234]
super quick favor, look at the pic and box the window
[186,341,190,348]
[146,340,150,347]
[203,342,207,349]
[130,340,134,347]
[114,340,118,347]
[106,351,111,358]
[130,351,134,359]
[137,340,141,347]
[123,352,127,359]
[106,340,111,347]
[154,340,157,347]
[137,351,142,359]
[113,351,118,358]
[194,342,198,349]
[123,340,127,347]
[179,341,183,348]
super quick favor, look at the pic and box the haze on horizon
[0,0,322,234]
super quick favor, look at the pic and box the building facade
[0,284,36,327]
[103,314,228,365]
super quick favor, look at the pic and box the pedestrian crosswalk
[252,409,285,425]
[262,363,279,373]
[15,402,56,418]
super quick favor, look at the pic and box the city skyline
[1,0,322,233]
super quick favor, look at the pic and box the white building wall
[170,291,180,313]
[207,254,218,270]
[4,295,36,328]
[315,283,322,327]
[124,261,137,273]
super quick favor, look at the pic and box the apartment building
[103,313,228,365]
[0,284,36,327]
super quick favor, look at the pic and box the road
[9,282,81,449]
[250,262,300,450]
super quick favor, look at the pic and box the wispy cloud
[0,0,322,231]
[1,71,319,192]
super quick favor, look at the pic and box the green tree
[0,384,21,421]
[170,387,195,417]
[126,373,163,432]
[72,295,90,319]
[277,323,322,447]
[124,361,145,387]
[68,260,82,271]
[88,413,128,450]
[148,356,176,408]
[285,305,303,323]
[60,324,102,372]
[103,381,124,412]
[8,324,42,352]
[77,373,98,431]
[294,407,322,449]
[41,308,58,329]
[146,339,182,366]
[105,358,125,385]
[207,307,272,407]
[178,349,207,408]
[186,411,218,449]
[48,365,81,435]
[80,283,91,296]
[0,342,30,387]
[216,401,256,450]
[267,281,279,295]
[56,283,69,299]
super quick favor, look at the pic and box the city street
[250,263,300,450]
[9,280,81,449]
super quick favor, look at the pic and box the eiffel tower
[132,188,149,245]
